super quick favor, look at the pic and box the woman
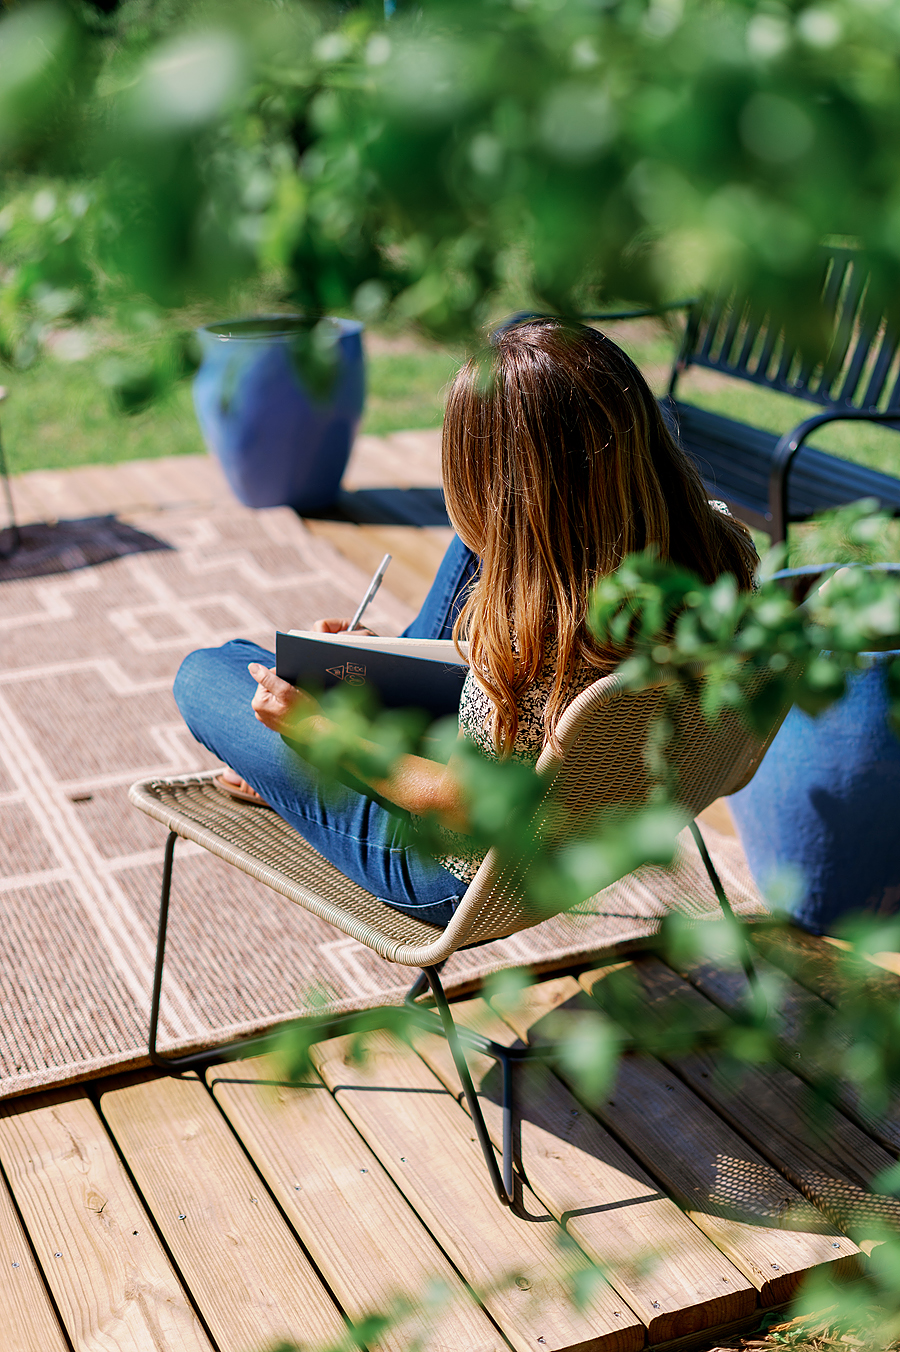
[174,318,757,925]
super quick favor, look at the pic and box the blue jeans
[400,532,479,640]
[174,535,480,926]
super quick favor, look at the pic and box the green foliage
[270,550,900,1174]
[265,1281,455,1352]
[6,4,900,1345]
[590,530,900,731]
[275,547,900,941]
[0,319,462,473]
[6,0,900,368]
[789,498,900,570]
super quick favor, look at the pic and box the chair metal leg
[404,968,437,1006]
[423,965,515,1207]
[148,832,363,1072]
[689,818,759,992]
[150,838,523,1207]
[147,830,178,1067]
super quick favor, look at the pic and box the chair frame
[136,665,786,1210]
[146,814,739,1210]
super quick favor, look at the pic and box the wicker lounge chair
[130,665,788,1207]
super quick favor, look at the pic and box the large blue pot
[192,316,365,513]
[729,567,900,934]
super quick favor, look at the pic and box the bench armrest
[769,409,900,543]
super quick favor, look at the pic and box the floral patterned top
[433,654,599,884]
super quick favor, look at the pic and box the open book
[275,631,470,719]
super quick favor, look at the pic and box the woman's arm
[249,663,469,831]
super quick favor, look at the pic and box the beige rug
[0,472,765,1099]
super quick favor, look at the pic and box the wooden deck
[3,943,895,1352]
[0,436,894,1352]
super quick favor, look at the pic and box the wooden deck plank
[673,952,900,1154]
[410,996,756,1344]
[598,958,900,1247]
[749,926,900,1007]
[303,520,452,613]
[0,1170,69,1352]
[312,1030,646,1352]
[99,1072,346,1352]
[124,454,231,510]
[206,1056,506,1352]
[696,799,735,838]
[0,1088,212,1352]
[344,430,442,489]
[495,976,860,1306]
[10,454,234,524]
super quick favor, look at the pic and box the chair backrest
[435,665,790,955]
[676,246,900,414]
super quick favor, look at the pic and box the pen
[349,553,392,630]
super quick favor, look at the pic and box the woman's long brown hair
[442,318,758,754]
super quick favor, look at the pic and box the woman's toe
[215,768,270,806]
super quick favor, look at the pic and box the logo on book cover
[326,662,367,685]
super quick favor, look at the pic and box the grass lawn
[360,343,464,437]
[2,315,898,563]
[0,335,463,474]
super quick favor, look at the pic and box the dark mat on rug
[0,497,766,1099]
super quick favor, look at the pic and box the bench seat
[671,400,900,535]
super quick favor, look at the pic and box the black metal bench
[661,248,900,543]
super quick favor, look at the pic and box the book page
[285,632,469,665]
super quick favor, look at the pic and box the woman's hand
[249,663,319,732]
[313,618,378,637]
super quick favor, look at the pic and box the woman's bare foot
[213,767,272,807]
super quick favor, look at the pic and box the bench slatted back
[677,248,900,414]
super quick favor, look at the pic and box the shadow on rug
[0,515,173,581]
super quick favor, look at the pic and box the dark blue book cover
[275,632,468,719]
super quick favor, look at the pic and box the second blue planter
[193,316,365,514]
[729,564,900,934]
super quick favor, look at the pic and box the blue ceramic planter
[192,316,365,514]
[729,566,900,934]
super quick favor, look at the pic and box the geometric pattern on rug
[0,497,766,1100]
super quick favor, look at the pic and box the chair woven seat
[131,665,786,970]
[129,772,446,962]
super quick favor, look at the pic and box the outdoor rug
[0,492,766,1099]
